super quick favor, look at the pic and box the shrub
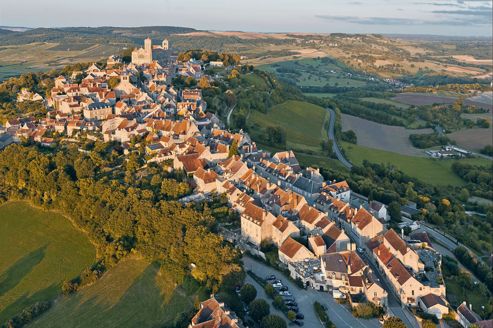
[352,302,384,319]
[383,316,406,328]
[261,314,287,328]
[314,301,335,328]
[240,284,257,304]
[250,299,270,323]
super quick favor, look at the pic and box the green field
[30,258,205,328]
[342,142,491,186]
[0,201,96,322]
[259,58,372,90]
[248,100,329,153]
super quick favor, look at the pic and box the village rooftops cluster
[1,37,464,325]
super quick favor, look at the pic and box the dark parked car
[284,300,297,306]
[266,275,276,281]
[288,306,299,313]
[293,320,304,326]
[280,286,288,291]
[296,313,304,320]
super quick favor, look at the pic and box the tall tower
[162,39,169,50]
[144,37,152,62]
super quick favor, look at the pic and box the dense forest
[0,143,241,291]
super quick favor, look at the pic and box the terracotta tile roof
[298,204,323,224]
[243,202,265,225]
[384,229,408,255]
[315,217,331,230]
[348,275,364,287]
[374,243,393,265]
[177,153,204,173]
[311,235,326,247]
[194,167,218,184]
[279,237,304,259]
[352,208,374,230]
[387,257,412,285]
[272,215,291,233]
[322,251,365,275]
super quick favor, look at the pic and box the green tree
[261,315,287,328]
[388,201,402,222]
[459,188,470,202]
[249,299,270,323]
[240,283,257,304]
[108,77,120,89]
[264,284,275,298]
[383,317,406,328]
[228,140,239,158]
[287,310,297,321]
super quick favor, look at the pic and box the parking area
[243,256,381,328]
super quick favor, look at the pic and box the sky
[0,0,492,36]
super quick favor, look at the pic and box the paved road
[326,108,353,169]
[226,104,236,127]
[243,256,381,328]
[244,273,292,320]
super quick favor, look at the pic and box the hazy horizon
[1,0,492,37]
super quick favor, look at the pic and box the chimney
[470,303,472,311]
[401,228,404,239]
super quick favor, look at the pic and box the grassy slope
[248,100,329,152]
[342,142,491,186]
[30,258,204,328]
[0,201,96,322]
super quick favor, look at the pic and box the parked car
[282,295,295,301]
[279,291,292,296]
[272,283,283,288]
[357,247,364,253]
[293,320,304,326]
[296,313,304,320]
[279,286,288,291]
[284,300,297,306]
[288,306,299,313]
[266,275,276,281]
[273,279,282,284]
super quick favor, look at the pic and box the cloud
[316,13,491,26]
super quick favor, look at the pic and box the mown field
[341,114,433,156]
[0,201,96,323]
[259,57,374,91]
[342,142,491,186]
[248,100,329,153]
[30,258,206,328]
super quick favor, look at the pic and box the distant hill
[0,28,16,35]
[0,26,197,46]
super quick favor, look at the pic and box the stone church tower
[131,37,153,65]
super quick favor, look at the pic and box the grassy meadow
[342,142,491,186]
[30,258,207,328]
[0,201,96,322]
[248,100,329,153]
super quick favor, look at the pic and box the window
[412,290,414,296]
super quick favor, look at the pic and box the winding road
[326,108,353,169]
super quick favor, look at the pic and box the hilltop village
[0,38,489,328]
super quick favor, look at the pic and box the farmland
[248,100,329,153]
[0,201,95,323]
[342,142,491,186]
[30,258,206,328]
[341,114,433,156]
[393,92,493,111]
[448,127,493,151]
[259,57,377,92]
